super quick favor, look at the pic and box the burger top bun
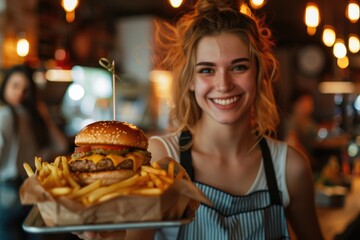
[75,120,148,150]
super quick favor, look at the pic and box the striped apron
[177,131,290,240]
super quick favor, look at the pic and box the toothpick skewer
[99,58,119,121]
[112,60,116,121]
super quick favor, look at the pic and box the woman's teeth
[212,96,239,105]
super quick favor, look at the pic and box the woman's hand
[73,230,126,240]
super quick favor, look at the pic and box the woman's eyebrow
[195,62,215,66]
[232,58,250,64]
[195,58,250,66]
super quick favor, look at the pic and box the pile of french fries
[23,156,186,207]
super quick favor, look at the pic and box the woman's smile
[211,95,240,107]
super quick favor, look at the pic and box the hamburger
[69,121,152,185]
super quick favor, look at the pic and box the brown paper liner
[19,158,210,226]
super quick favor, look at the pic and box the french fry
[141,165,167,176]
[53,156,61,167]
[130,188,163,195]
[146,181,155,188]
[50,187,72,197]
[86,174,145,203]
[68,180,102,199]
[41,174,58,189]
[159,175,174,185]
[149,173,164,189]
[61,156,79,188]
[35,157,42,172]
[23,163,34,177]
[140,170,149,177]
[41,162,51,177]
[151,161,161,169]
[167,161,175,179]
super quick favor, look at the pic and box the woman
[0,64,69,240]
[77,0,324,239]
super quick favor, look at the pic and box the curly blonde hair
[154,0,279,137]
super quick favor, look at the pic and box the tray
[23,206,194,234]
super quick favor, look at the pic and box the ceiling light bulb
[249,0,266,9]
[349,34,360,53]
[322,25,336,47]
[346,2,360,23]
[337,56,349,69]
[17,38,29,57]
[169,0,183,8]
[305,3,320,28]
[61,0,79,12]
[333,39,347,58]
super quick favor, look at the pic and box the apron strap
[179,131,195,181]
[259,137,282,205]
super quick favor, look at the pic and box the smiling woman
[127,0,323,239]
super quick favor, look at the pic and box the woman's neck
[193,118,259,158]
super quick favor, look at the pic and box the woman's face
[191,32,257,125]
[4,72,29,106]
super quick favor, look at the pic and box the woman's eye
[232,65,248,71]
[197,68,214,74]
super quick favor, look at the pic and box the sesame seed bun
[74,120,148,150]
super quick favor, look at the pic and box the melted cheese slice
[70,152,144,171]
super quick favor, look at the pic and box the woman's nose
[216,72,234,92]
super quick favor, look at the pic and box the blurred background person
[284,90,318,164]
[0,64,70,240]
[283,90,349,173]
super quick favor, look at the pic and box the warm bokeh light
[319,81,355,94]
[249,0,266,9]
[61,0,79,12]
[16,38,29,57]
[66,11,75,22]
[305,3,320,28]
[348,34,360,53]
[337,56,349,69]
[169,0,183,8]
[322,25,336,47]
[61,0,79,22]
[346,1,360,23]
[55,48,67,61]
[333,38,347,58]
[149,70,173,100]
[46,69,72,82]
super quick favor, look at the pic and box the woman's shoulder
[0,105,13,119]
[149,133,179,146]
[265,137,309,174]
[286,144,312,175]
[0,104,11,111]
[264,137,288,156]
[149,132,180,162]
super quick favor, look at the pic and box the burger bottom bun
[72,169,136,186]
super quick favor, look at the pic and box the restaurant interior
[1,0,360,239]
